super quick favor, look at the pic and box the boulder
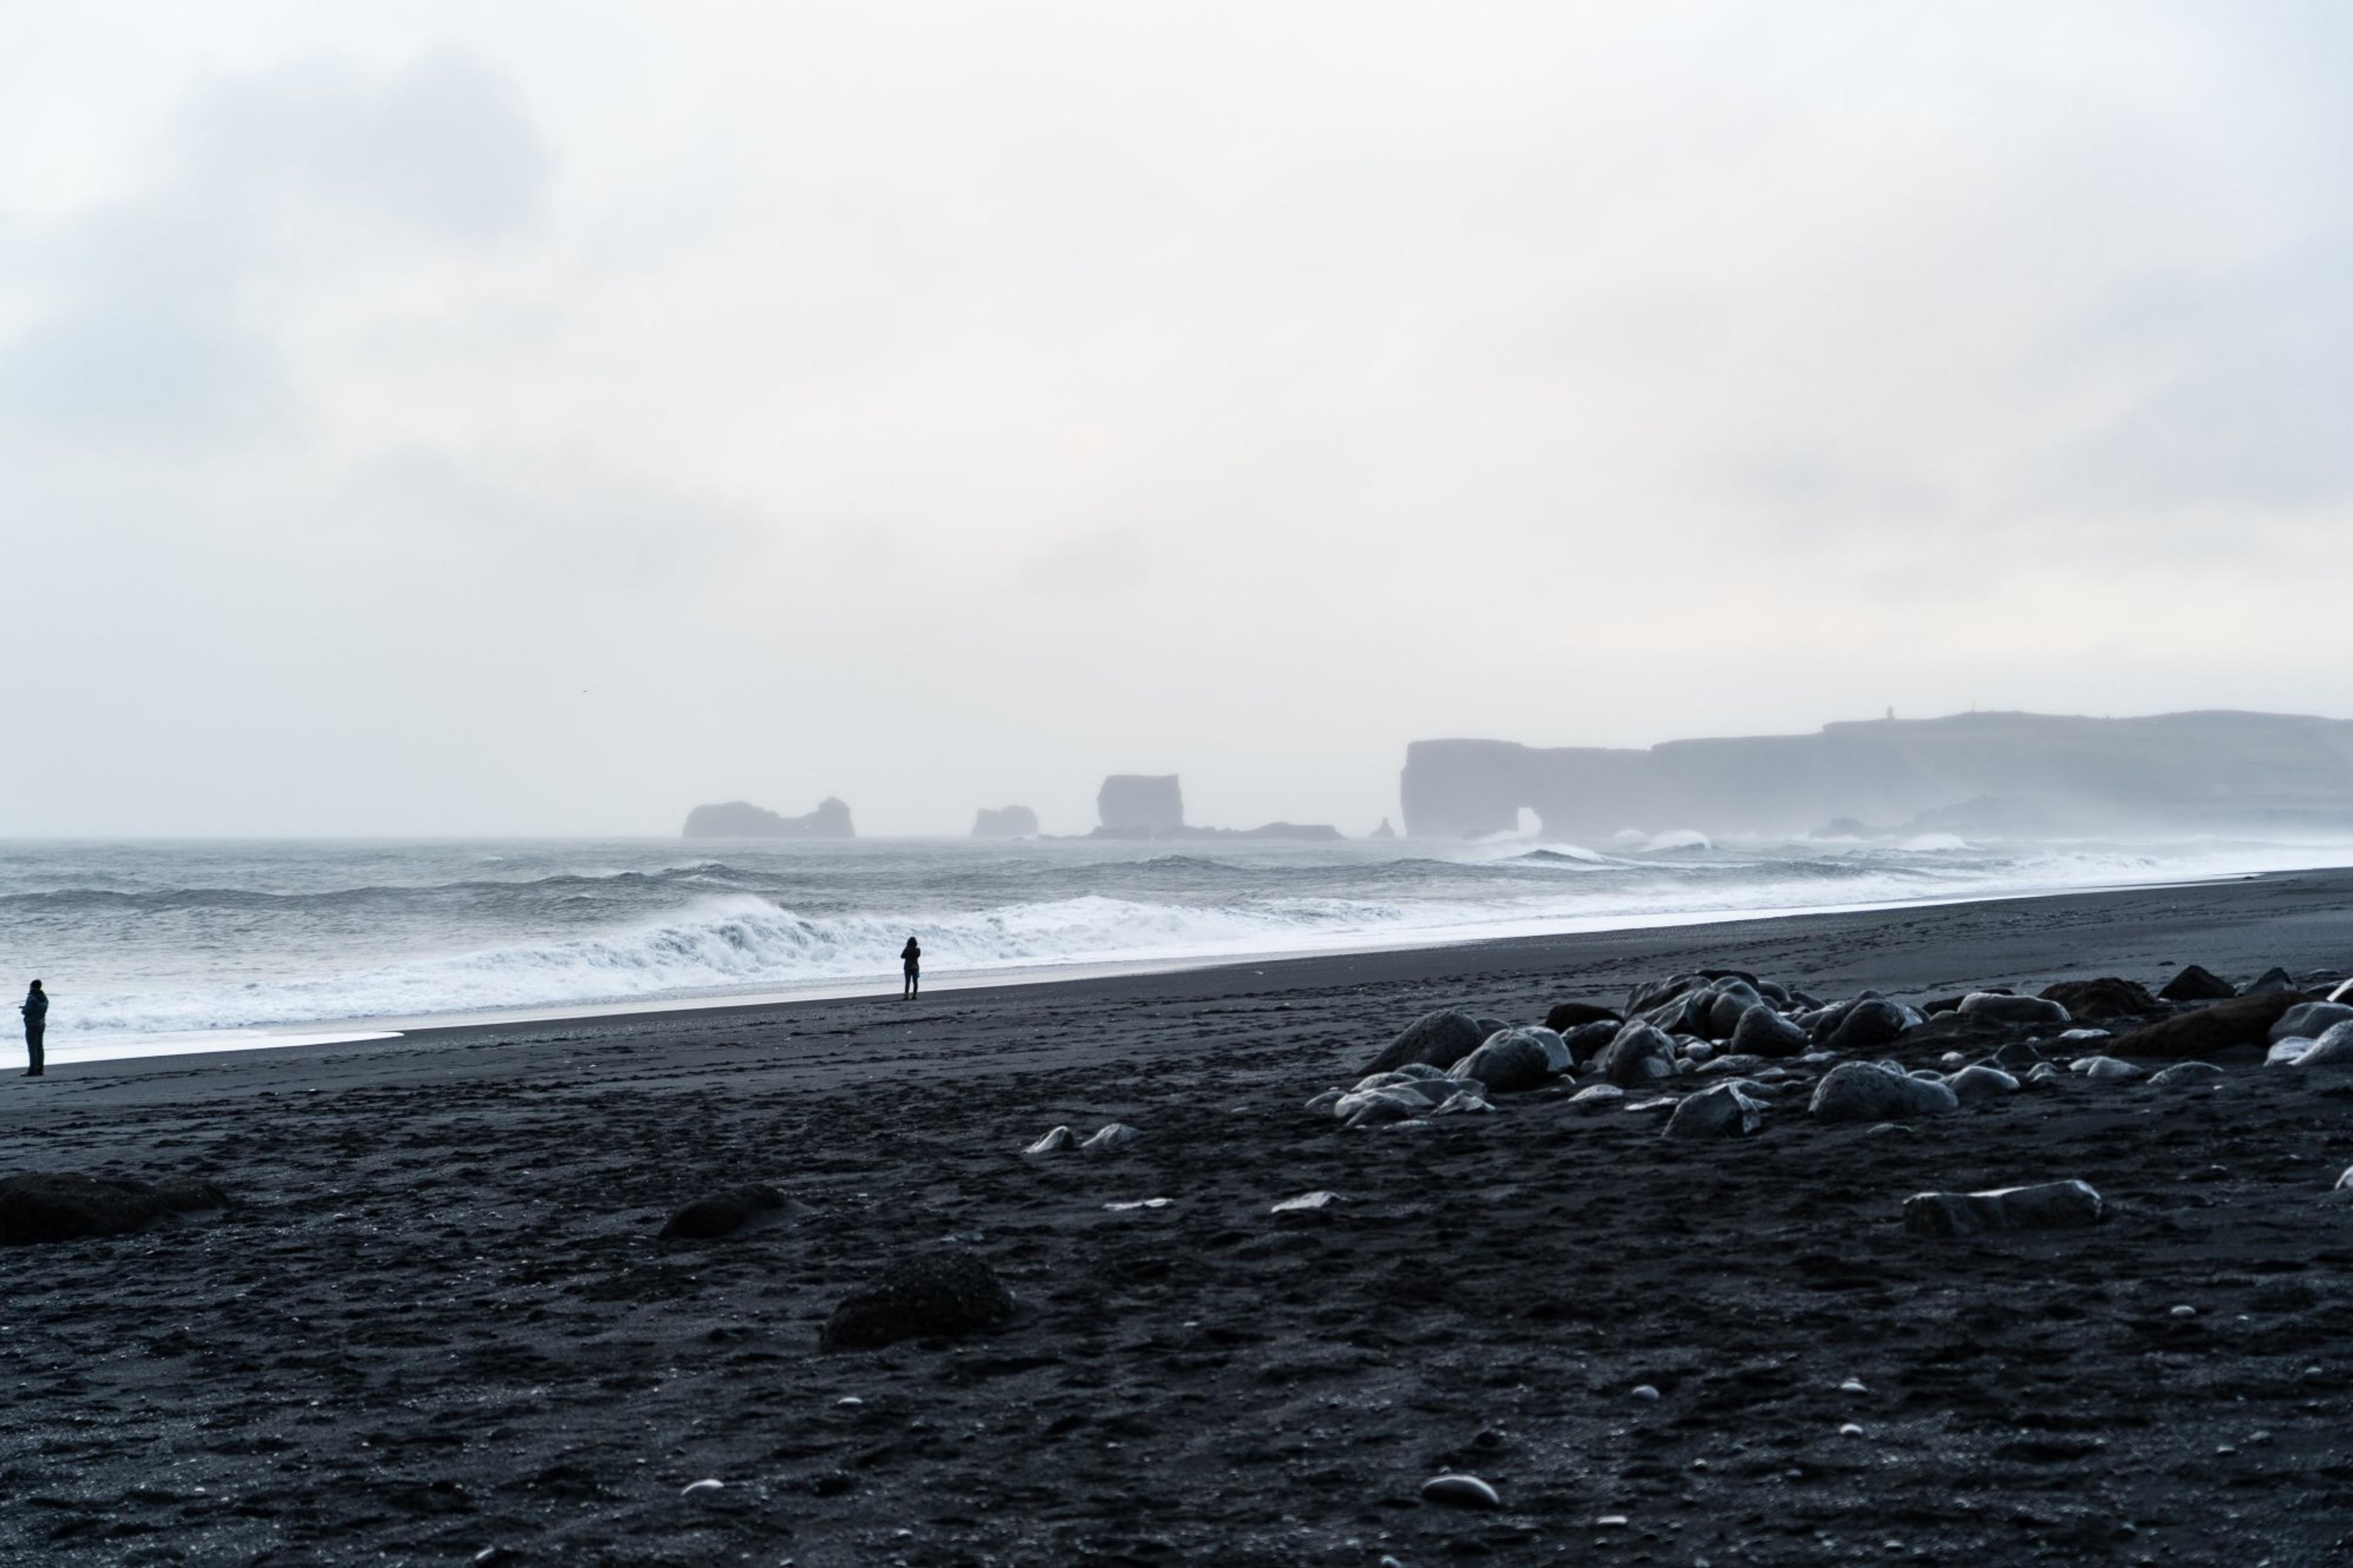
[1988,1039,2045,1072]
[1902,1180,2104,1238]
[1809,1062,1958,1123]
[2037,977,2158,1021]
[2149,1061,2225,1086]
[1594,1023,1679,1089]
[1559,1020,1621,1065]
[1567,1083,1626,1107]
[2245,966,2297,996]
[658,1183,786,1239]
[2110,993,2310,1058]
[1662,1082,1765,1140]
[1626,974,1706,1016]
[1945,1064,2020,1102]
[1452,1029,1560,1094]
[1363,1010,1488,1075]
[1544,1001,1621,1034]
[1730,1004,1809,1059]
[1958,992,2071,1028]
[819,1250,1017,1351]
[1081,1124,1142,1152]
[1025,1126,1078,1154]
[2074,1056,2143,1082]
[2158,964,2236,1002]
[1703,983,1765,1040]
[2293,1020,2353,1069]
[1824,998,1910,1054]
[2273,1002,2353,1043]
[2267,1039,2316,1067]
[0,1172,231,1246]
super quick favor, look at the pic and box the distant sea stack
[971,805,1040,839]
[682,797,855,839]
[1086,774,1341,841]
[1401,711,2353,839]
[1097,775,1185,836]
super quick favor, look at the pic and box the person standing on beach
[20,980,45,1077]
[900,937,922,999]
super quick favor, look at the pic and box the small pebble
[2171,1305,2197,1319]
[680,1478,724,1498]
[1596,1514,1629,1528]
[1631,1384,1660,1401]
[1839,1378,1867,1395]
[1420,1473,1499,1509]
[1839,1422,1863,1437]
[836,1396,863,1407]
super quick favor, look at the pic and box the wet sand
[4,870,2352,1564]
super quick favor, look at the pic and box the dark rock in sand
[2159,964,2237,1002]
[1663,1081,1765,1140]
[2110,993,2311,1058]
[1730,1003,1809,1059]
[1559,1020,1621,1066]
[2245,966,2297,996]
[1452,1030,1558,1094]
[1945,1064,2020,1102]
[1903,1180,2104,1237]
[1544,1001,1621,1034]
[1703,983,1765,1040]
[658,1184,786,1240]
[0,1172,231,1246]
[1958,992,2071,1028]
[1364,1010,1487,1075]
[2039,977,2158,1021]
[1990,1039,2045,1071]
[2150,1061,2225,1086]
[1420,1473,1500,1509]
[1626,974,1706,1016]
[1809,1062,1958,1122]
[819,1249,1017,1352]
[2294,1021,2353,1069]
[2274,1002,2353,1042]
[1825,998,1910,1054]
[1594,1023,1679,1089]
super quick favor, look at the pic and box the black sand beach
[5,871,2353,1565]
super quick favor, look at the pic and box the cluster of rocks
[1311,961,2352,1143]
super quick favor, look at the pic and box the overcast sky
[2,2,2347,836]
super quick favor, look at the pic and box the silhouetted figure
[21,980,45,1077]
[900,938,922,999]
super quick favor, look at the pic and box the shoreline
[26,865,2353,1081]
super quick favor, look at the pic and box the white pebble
[680,1478,724,1498]
[836,1396,863,1407]
[1839,1378,1867,1395]
[1631,1384,1660,1401]
[2171,1305,2197,1319]
[1596,1514,1629,1528]
[1839,1422,1864,1437]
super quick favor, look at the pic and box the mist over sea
[7,833,2353,1051]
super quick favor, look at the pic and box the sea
[6,831,2352,1064]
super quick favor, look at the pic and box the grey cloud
[0,48,548,450]
[2047,237,2353,511]
[346,445,766,583]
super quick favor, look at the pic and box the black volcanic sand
[5,872,2353,1566]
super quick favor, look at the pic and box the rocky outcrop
[1097,775,1184,835]
[971,805,1040,839]
[0,1172,230,1245]
[1400,711,2353,838]
[683,798,854,839]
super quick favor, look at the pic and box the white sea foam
[19,832,2353,1046]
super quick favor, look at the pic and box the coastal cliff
[682,798,855,839]
[1401,711,2353,839]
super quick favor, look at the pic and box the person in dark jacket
[21,980,45,1077]
[900,938,921,999]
